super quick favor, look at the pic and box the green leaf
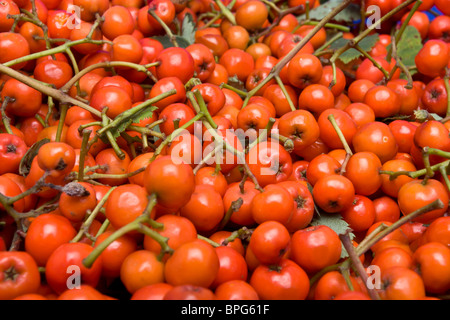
[19,138,50,176]
[331,34,379,64]
[430,113,444,121]
[181,13,196,46]
[396,26,423,68]
[150,35,191,49]
[106,106,158,142]
[310,213,354,259]
[227,75,247,93]
[310,213,352,237]
[298,0,361,23]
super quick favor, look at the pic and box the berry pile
[0,0,449,301]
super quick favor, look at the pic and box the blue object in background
[426,6,443,21]
[350,4,444,32]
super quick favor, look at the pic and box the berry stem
[327,113,353,175]
[1,97,13,135]
[355,44,390,80]
[219,83,248,98]
[95,219,111,239]
[440,165,450,195]
[77,129,92,182]
[388,32,414,88]
[61,61,159,94]
[422,147,435,181]
[216,198,244,231]
[359,0,367,34]
[386,0,423,62]
[81,167,146,182]
[314,32,343,56]
[0,63,103,118]
[340,231,381,300]
[101,109,126,160]
[193,89,218,129]
[151,112,205,160]
[242,0,354,107]
[55,103,69,142]
[197,234,221,247]
[275,76,296,112]
[148,9,179,47]
[83,193,161,268]
[96,89,176,137]
[444,68,450,119]
[379,159,450,180]
[214,0,236,25]
[255,5,305,40]
[355,199,444,257]
[70,186,117,244]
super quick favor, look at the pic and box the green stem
[314,32,343,56]
[302,21,351,33]
[422,147,435,181]
[328,59,338,91]
[193,145,220,175]
[440,166,450,196]
[340,232,381,300]
[328,114,353,156]
[305,0,310,20]
[255,5,306,40]
[379,159,450,181]
[388,32,413,87]
[242,0,354,107]
[193,89,218,129]
[101,109,126,160]
[355,44,390,80]
[275,76,296,112]
[55,104,69,142]
[444,70,450,118]
[83,219,142,268]
[97,89,176,137]
[4,38,110,69]
[214,0,236,25]
[61,61,160,94]
[83,194,159,268]
[188,91,264,191]
[148,9,179,47]
[151,112,205,160]
[95,219,110,238]
[77,129,92,182]
[339,266,355,291]
[386,0,422,62]
[0,64,103,118]
[217,198,243,231]
[197,234,221,247]
[128,125,165,140]
[220,83,248,98]
[221,227,253,246]
[45,97,54,127]
[359,0,366,34]
[83,167,146,182]
[139,224,174,261]
[356,199,444,256]
[1,97,13,135]
[246,117,276,153]
[71,186,116,243]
